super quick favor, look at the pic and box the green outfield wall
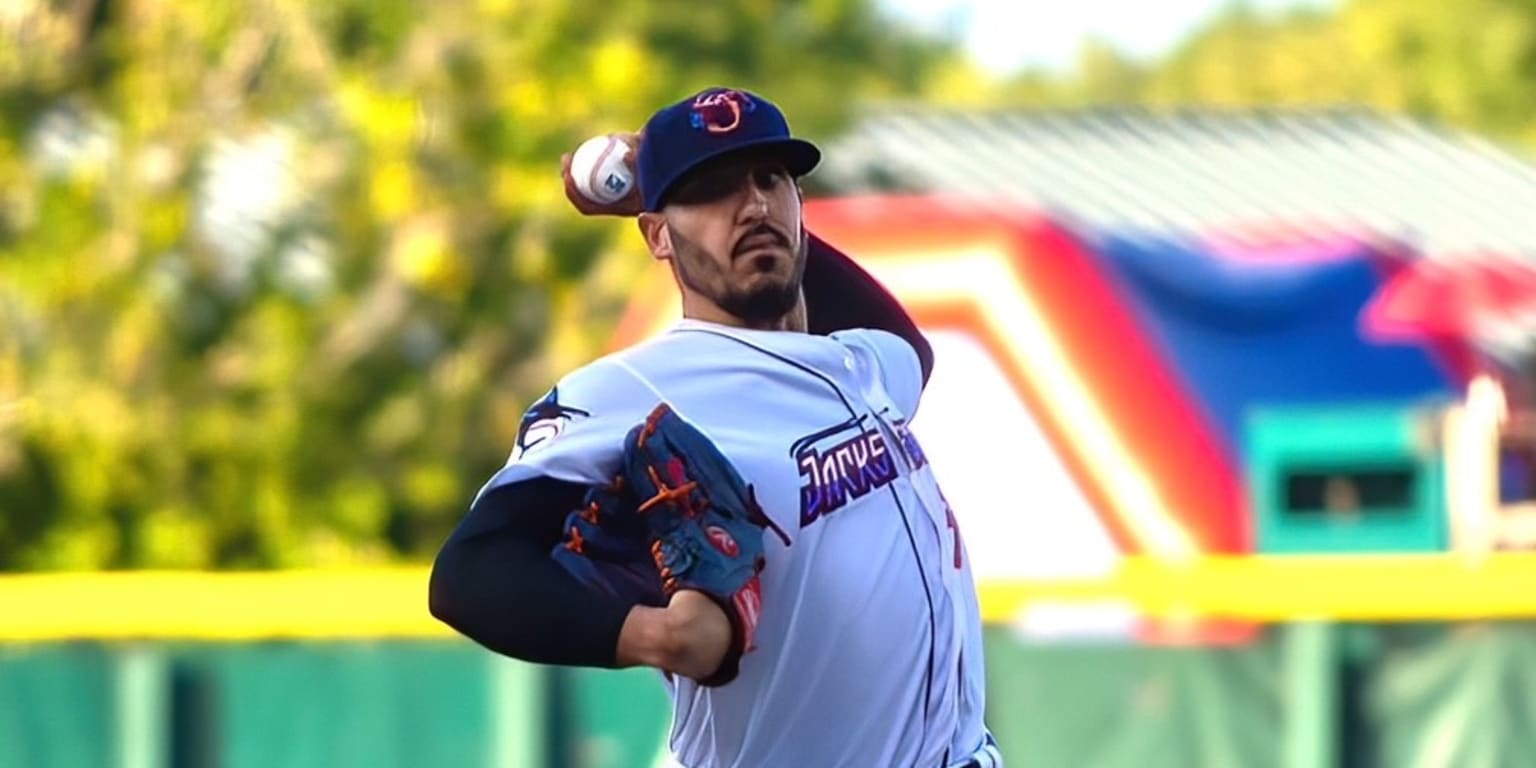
[4,624,1535,768]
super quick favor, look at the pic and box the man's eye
[698,177,738,197]
[676,174,737,202]
[752,168,784,188]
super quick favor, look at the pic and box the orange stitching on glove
[650,540,679,593]
[637,465,699,514]
[637,408,664,446]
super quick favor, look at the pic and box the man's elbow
[914,331,935,388]
[427,547,467,632]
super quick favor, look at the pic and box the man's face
[654,151,807,326]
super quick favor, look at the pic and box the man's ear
[637,213,673,262]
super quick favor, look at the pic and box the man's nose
[741,178,770,218]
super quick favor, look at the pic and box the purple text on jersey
[893,420,928,470]
[796,428,898,527]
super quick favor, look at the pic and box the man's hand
[616,591,731,681]
[561,132,644,217]
[624,403,789,686]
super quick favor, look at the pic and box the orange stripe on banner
[803,202,1201,556]
[1006,223,1248,552]
[828,247,1195,557]
[917,301,1139,553]
[806,197,1245,554]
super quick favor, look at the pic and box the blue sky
[879,0,1334,74]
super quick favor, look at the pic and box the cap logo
[690,90,754,134]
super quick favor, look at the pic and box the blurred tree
[1333,0,1536,140]
[11,0,1532,572]
[994,0,1536,145]
[0,0,952,569]
[1147,0,1536,138]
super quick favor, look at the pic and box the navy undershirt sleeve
[428,476,635,667]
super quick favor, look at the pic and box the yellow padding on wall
[979,553,1536,623]
[1,555,1534,640]
[0,568,446,640]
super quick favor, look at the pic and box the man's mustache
[733,225,790,256]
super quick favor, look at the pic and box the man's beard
[670,225,807,327]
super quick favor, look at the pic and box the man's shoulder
[546,334,694,398]
[567,324,911,386]
[569,335,678,377]
[829,327,925,414]
[830,327,918,361]
[592,324,771,369]
[535,350,643,410]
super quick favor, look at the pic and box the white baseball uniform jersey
[481,318,1000,768]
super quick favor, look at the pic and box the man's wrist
[614,592,732,679]
[616,605,677,670]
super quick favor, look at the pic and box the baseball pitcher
[430,87,1001,768]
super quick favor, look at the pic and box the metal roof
[813,106,1536,261]
[811,105,1536,360]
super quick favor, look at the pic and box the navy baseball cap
[637,87,821,212]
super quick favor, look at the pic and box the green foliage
[0,0,948,569]
[979,0,1536,146]
[8,0,1536,571]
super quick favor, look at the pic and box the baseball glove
[550,477,667,607]
[624,403,789,686]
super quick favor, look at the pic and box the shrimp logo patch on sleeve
[511,388,590,460]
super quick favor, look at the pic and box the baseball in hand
[570,134,635,205]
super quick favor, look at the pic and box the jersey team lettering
[794,420,898,527]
